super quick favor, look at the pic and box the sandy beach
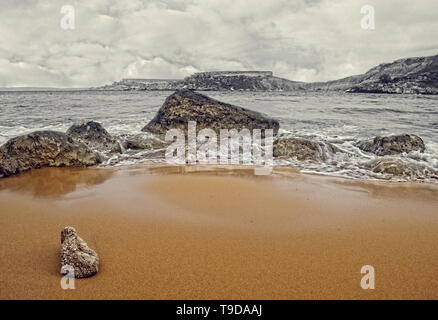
[0,166,437,299]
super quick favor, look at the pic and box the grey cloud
[0,0,437,87]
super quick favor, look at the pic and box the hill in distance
[96,53,438,94]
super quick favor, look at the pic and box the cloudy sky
[0,0,437,87]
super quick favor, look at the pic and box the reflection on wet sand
[0,167,114,198]
[126,163,300,179]
[332,178,438,203]
[1,164,437,203]
[147,164,438,203]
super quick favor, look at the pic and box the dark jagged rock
[364,157,438,179]
[66,121,121,154]
[0,131,100,178]
[357,134,425,156]
[142,90,280,135]
[60,227,99,279]
[273,137,339,162]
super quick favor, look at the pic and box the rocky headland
[309,54,438,94]
[98,71,303,92]
[97,54,438,94]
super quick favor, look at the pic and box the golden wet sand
[0,165,437,299]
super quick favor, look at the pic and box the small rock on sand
[60,227,99,278]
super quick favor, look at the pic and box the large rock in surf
[142,90,280,135]
[0,131,100,178]
[67,121,121,154]
[364,157,437,179]
[273,137,339,162]
[357,134,425,156]
[60,227,99,278]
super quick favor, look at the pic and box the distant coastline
[0,87,89,92]
[1,54,437,94]
[95,53,438,94]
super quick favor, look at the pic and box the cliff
[307,54,438,94]
[182,71,303,91]
[97,71,303,92]
[96,54,438,94]
[346,54,438,94]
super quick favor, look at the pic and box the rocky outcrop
[0,131,100,178]
[97,71,303,92]
[308,54,438,94]
[124,134,168,150]
[60,227,99,279]
[67,121,121,153]
[273,137,339,162]
[345,55,438,94]
[182,71,303,91]
[142,90,280,135]
[357,134,425,156]
[364,158,437,179]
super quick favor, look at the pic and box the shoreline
[0,165,437,299]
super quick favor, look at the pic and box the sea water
[0,90,437,182]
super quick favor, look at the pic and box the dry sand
[0,165,437,299]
